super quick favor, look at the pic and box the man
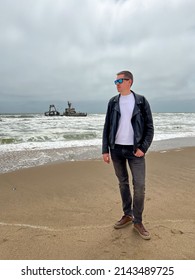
[102,70,154,240]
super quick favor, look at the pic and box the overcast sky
[0,0,195,113]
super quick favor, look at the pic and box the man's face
[115,74,131,93]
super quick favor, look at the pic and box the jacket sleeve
[139,98,154,153]
[102,102,111,154]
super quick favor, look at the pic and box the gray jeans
[110,144,146,224]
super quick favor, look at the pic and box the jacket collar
[112,91,143,116]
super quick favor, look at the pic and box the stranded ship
[44,102,87,117]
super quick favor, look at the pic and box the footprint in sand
[171,229,184,235]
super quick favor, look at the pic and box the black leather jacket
[102,91,154,154]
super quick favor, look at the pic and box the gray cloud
[0,0,195,113]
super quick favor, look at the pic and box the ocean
[0,113,195,173]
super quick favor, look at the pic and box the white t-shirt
[115,93,135,145]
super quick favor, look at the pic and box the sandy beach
[0,147,195,260]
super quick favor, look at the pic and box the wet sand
[0,147,195,260]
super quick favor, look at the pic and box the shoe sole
[114,220,132,229]
[133,226,151,240]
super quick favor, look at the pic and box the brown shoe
[114,215,133,229]
[134,223,151,240]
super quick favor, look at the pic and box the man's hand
[134,148,145,158]
[103,153,110,163]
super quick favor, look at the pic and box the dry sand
[0,147,195,260]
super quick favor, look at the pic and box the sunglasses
[114,78,129,85]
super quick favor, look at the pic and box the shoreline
[0,147,195,260]
[0,136,195,174]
